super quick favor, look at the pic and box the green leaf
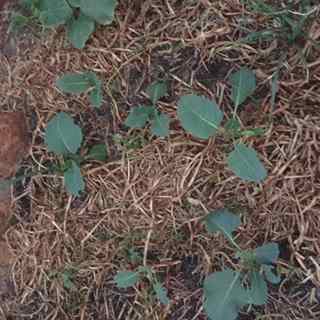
[146,81,168,104]
[45,112,83,155]
[203,269,249,320]
[254,243,279,265]
[205,208,241,240]
[125,105,154,129]
[114,271,140,289]
[56,73,92,94]
[230,68,256,109]
[80,0,117,25]
[240,128,265,137]
[87,144,107,161]
[177,95,223,139]
[153,282,170,305]
[39,0,73,27]
[150,113,170,137]
[262,265,281,284]
[67,0,80,7]
[227,144,267,182]
[225,118,241,136]
[66,13,95,49]
[64,161,85,196]
[86,72,103,108]
[248,271,268,306]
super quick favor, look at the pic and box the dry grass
[0,0,320,319]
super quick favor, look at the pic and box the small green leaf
[227,144,267,182]
[248,271,268,306]
[205,208,241,240]
[146,81,168,104]
[86,72,103,108]
[225,118,241,136]
[254,243,279,265]
[204,269,248,320]
[67,0,80,7]
[230,68,256,109]
[66,13,95,49]
[45,112,83,155]
[262,265,281,284]
[150,113,170,137]
[153,282,170,305]
[80,0,117,25]
[87,144,107,161]
[240,128,265,137]
[64,161,85,196]
[56,73,92,94]
[39,0,73,27]
[125,106,154,129]
[89,84,103,108]
[177,95,223,139]
[114,271,140,289]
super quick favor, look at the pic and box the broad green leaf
[227,144,267,182]
[86,72,103,108]
[153,282,170,305]
[204,269,248,320]
[80,0,117,25]
[177,95,223,139]
[254,243,279,265]
[205,208,241,240]
[230,68,256,109]
[150,113,170,137]
[125,106,154,129]
[66,13,95,49]
[89,85,103,108]
[64,161,85,196]
[114,271,140,288]
[56,73,92,94]
[248,271,268,305]
[262,265,281,284]
[146,81,168,104]
[68,0,80,7]
[39,0,73,27]
[45,112,83,155]
[87,144,107,161]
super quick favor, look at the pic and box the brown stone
[0,112,29,180]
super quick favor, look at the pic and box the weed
[177,67,267,182]
[10,0,118,48]
[240,0,318,45]
[44,112,107,196]
[125,81,171,138]
[114,265,170,305]
[203,208,281,320]
[56,71,103,108]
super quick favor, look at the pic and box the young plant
[44,112,107,196]
[114,265,170,305]
[203,208,281,320]
[12,0,118,49]
[125,81,171,138]
[177,67,267,183]
[56,71,103,108]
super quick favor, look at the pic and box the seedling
[203,208,281,320]
[177,67,267,182]
[125,81,171,138]
[240,0,317,45]
[56,71,103,108]
[44,112,107,196]
[114,266,170,305]
[11,0,118,49]
[49,266,78,291]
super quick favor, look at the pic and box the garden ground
[0,1,320,319]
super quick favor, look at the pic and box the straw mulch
[0,1,319,319]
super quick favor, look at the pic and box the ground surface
[0,1,320,319]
